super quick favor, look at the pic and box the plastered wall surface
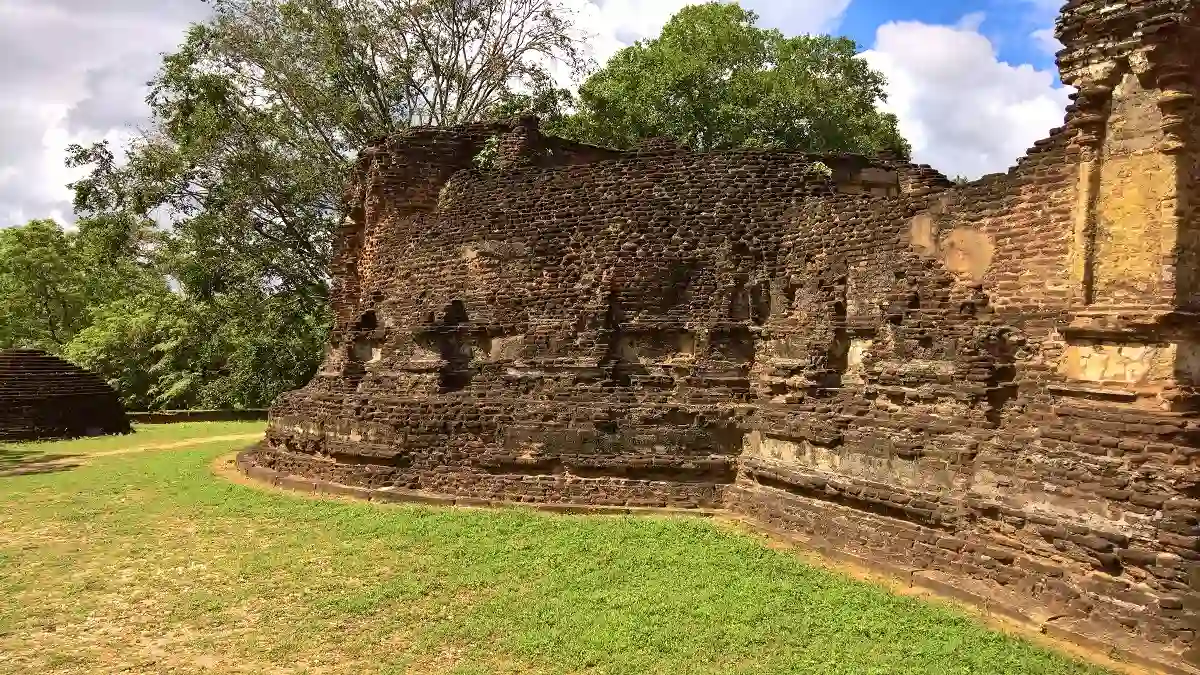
[247,1,1200,669]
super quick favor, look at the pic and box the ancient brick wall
[252,0,1200,669]
[265,141,919,507]
[0,349,130,441]
[729,3,1200,664]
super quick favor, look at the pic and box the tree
[63,0,589,409]
[0,221,91,350]
[62,292,191,411]
[69,0,588,304]
[65,290,328,411]
[0,217,321,411]
[555,3,909,156]
[0,219,161,351]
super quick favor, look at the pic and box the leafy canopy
[557,2,909,156]
[56,0,588,409]
[0,219,163,351]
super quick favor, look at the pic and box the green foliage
[486,71,578,126]
[62,289,328,411]
[472,135,502,170]
[0,218,324,411]
[0,221,91,350]
[807,161,834,179]
[0,219,162,351]
[62,293,185,411]
[56,0,586,410]
[555,3,909,156]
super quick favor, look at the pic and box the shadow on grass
[0,445,82,477]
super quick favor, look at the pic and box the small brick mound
[0,349,130,441]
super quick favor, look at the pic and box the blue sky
[0,0,1073,226]
[840,0,1059,74]
[732,0,1071,178]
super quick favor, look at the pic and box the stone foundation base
[238,445,727,511]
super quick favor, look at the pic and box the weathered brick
[0,349,130,441]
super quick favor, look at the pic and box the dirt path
[84,433,263,458]
[1,434,263,478]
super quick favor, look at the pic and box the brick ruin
[0,349,130,441]
[243,0,1200,670]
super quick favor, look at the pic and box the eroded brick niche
[246,0,1200,669]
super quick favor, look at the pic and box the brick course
[0,349,130,441]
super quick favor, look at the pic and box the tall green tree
[556,3,909,155]
[0,221,91,350]
[0,219,163,351]
[65,290,328,411]
[63,0,589,408]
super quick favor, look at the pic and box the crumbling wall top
[1056,0,1197,85]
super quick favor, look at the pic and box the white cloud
[1030,27,1062,55]
[861,14,1072,179]
[1017,0,1065,55]
[0,0,210,227]
[742,0,851,37]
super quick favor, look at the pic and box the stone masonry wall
[264,142,917,508]
[250,0,1200,669]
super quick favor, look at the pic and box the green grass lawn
[0,423,1111,675]
[0,421,266,478]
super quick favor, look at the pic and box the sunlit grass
[2,420,266,455]
[0,423,1111,675]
